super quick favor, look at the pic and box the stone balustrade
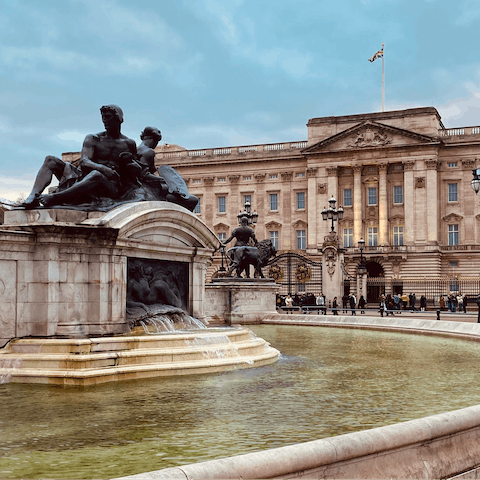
[156,141,308,161]
[439,126,480,137]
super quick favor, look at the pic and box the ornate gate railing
[267,252,322,296]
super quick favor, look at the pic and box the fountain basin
[0,327,280,386]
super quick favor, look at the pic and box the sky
[2,0,480,201]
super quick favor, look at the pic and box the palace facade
[154,107,480,299]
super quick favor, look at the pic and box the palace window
[296,230,306,250]
[343,188,352,207]
[218,232,226,242]
[269,174,278,179]
[367,187,377,206]
[448,183,458,202]
[296,192,305,209]
[193,179,201,184]
[393,185,403,204]
[243,176,252,181]
[243,194,251,205]
[393,226,404,246]
[218,196,226,213]
[270,193,278,211]
[296,172,305,177]
[218,177,226,182]
[343,228,353,247]
[448,224,459,245]
[367,226,378,246]
[194,197,201,214]
[270,231,279,250]
[447,162,458,168]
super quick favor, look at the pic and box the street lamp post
[357,238,367,303]
[357,238,366,272]
[321,197,344,233]
[237,199,259,225]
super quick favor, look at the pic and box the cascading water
[0,358,22,384]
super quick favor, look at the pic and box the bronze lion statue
[227,239,277,278]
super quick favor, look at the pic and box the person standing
[342,293,349,314]
[349,293,357,315]
[332,296,338,315]
[463,295,468,313]
[420,295,427,311]
[358,295,366,314]
[476,295,480,323]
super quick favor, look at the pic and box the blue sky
[2,0,480,201]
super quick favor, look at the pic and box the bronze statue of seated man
[23,104,141,209]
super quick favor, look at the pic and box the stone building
[155,107,480,302]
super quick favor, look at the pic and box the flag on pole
[368,47,384,63]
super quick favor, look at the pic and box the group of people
[438,293,469,313]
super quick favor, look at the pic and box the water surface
[1,325,480,479]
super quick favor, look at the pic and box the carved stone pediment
[213,223,230,231]
[303,120,440,154]
[443,213,463,222]
[265,221,282,229]
[292,219,307,229]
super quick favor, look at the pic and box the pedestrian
[349,293,356,315]
[394,293,401,313]
[316,293,326,314]
[358,295,366,314]
[410,293,417,311]
[342,293,349,313]
[379,294,387,317]
[332,296,338,315]
[420,295,427,311]
[285,294,293,308]
[476,295,480,323]
[401,293,408,310]
[457,293,464,313]
[439,295,445,311]
[463,295,468,313]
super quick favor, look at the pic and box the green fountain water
[1,324,480,479]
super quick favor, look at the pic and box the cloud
[57,131,87,143]
[437,87,480,127]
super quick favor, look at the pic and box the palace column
[254,173,267,240]
[306,167,318,251]
[326,166,339,205]
[425,159,439,245]
[353,165,363,242]
[281,172,293,249]
[378,163,388,245]
[403,161,415,245]
[203,177,215,226]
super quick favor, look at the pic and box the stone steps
[0,327,279,386]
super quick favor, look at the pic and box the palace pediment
[442,213,463,222]
[213,223,230,231]
[265,221,282,229]
[302,121,440,153]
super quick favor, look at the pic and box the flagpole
[382,43,385,112]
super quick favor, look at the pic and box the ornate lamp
[472,168,480,195]
[321,196,343,232]
[357,237,367,271]
[237,199,258,225]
